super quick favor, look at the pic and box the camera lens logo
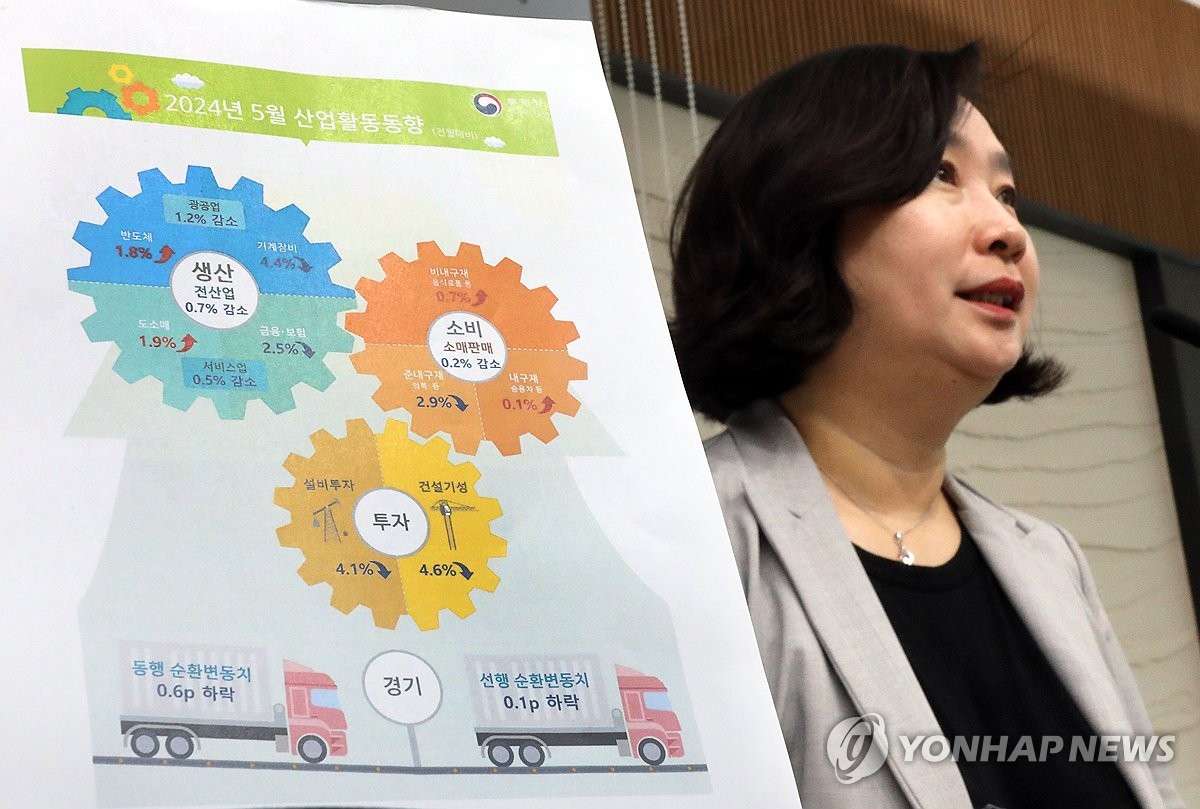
[826,713,888,784]
[473,92,502,116]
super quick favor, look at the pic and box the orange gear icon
[275,419,506,631]
[346,242,587,456]
[121,82,159,116]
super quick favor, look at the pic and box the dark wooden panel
[593,0,1200,259]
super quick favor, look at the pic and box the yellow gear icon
[346,241,587,456]
[275,418,506,630]
[108,64,134,84]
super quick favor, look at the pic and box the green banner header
[23,48,558,156]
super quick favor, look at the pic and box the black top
[855,527,1142,809]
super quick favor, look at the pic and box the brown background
[594,0,1200,260]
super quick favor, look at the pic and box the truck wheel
[297,734,329,764]
[638,738,667,766]
[165,732,195,760]
[130,730,159,758]
[518,742,546,768]
[486,741,514,767]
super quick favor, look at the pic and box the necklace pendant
[892,531,916,565]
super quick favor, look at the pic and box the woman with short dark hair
[673,43,1182,808]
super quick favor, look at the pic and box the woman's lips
[957,277,1025,317]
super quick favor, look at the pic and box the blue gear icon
[68,166,357,418]
[56,87,133,120]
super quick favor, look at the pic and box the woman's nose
[975,204,1028,263]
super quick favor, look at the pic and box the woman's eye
[935,161,957,184]
[997,186,1018,207]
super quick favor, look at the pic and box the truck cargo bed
[475,729,626,746]
[121,717,286,742]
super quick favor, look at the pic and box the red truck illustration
[467,654,685,767]
[118,642,348,763]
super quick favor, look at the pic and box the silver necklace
[821,473,940,566]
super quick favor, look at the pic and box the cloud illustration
[172,73,205,89]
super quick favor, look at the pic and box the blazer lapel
[728,401,972,809]
[948,477,1161,807]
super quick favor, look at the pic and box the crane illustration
[430,499,476,550]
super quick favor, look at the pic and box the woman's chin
[969,338,1025,377]
[950,349,1022,394]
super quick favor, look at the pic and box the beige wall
[950,230,1200,801]
[609,83,1200,802]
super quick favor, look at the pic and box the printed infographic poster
[0,2,800,808]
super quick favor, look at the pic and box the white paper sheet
[0,2,800,806]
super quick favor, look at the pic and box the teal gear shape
[68,166,357,419]
[56,87,133,120]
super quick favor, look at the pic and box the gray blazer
[707,399,1183,809]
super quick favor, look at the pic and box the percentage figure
[415,395,469,411]
[501,398,538,411]
[115,245,154,259]
[139,335,179,349]
[336,562,378,576]
[259,255,313,272]
[434,290,473,304]
[184,301,219,315]
[419,563,460,577]
[262,341,303,356]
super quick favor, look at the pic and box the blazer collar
[725,399,1158,808]
[948,477,1161,806]
[727,400,971,808]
